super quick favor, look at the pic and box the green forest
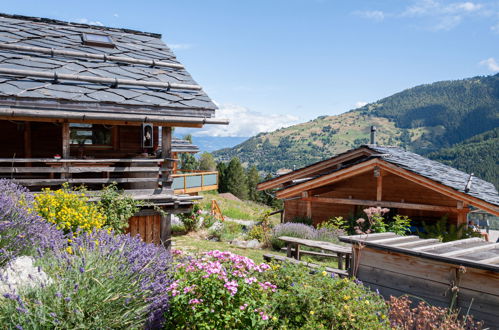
[213,73,499,187]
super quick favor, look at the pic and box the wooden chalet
[258,134,499,226]
[0,14,227,246]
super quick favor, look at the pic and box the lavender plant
[270,222,344,250]
[0,179,65,266]
[0,229,172,329]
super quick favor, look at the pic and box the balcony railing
[172,171,218,194]
[0,158,218,195]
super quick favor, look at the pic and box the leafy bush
[97,183,140,233]
[178,204,202,232]
[417,217,481,242]
[317,216,347,231]
[0,230,172,329]
[33,184,106,234]
[260,262,389,329]
[209,221,244,242]
[388,296,483,329]
[248,212,274,247]
[164,250,275,329]
[0,180,65,267]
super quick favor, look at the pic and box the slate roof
[280,145,499,207]
[0,13,216,117]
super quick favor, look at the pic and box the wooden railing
[0,158,218,195]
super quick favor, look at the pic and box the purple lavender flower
[55,292,62,298]
[64,297,71,302]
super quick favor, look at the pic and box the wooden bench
[278,236,352,270]
[263,253,349,277]
[279,247,337,258]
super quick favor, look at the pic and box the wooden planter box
[340,233,499,328]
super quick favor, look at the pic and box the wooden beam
[257,148,373,191]
[438,243,499,257]
[375,166,382,201]
[411,237,482,251]
[161,126,172,191]
[301,196,467,213]
[303,191,312,218]
[377,161,499,216]
[0,166,160,173]
[160,213,172,251]
[61,122,70,179]
[457,201,468,226]
[23,121,31,158]
[276,158,378,199]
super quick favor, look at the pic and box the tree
[198,152,217,171]
[246,166,261,202]
[225,157,248,200]
[179,135,198,171]
[217,162,228,193]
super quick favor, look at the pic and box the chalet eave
[0,106,228,127]
[277,158,499,217]
[257,147,375,191]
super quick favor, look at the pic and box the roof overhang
[277,157,499,216]
[0,107,229,127]
[257,147,374,191]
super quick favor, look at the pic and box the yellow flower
[365,300,370,305]
[322,271,327,276]
[66,246,73,254]
[381,314,386,320]
[343,295,351,301]
[309,311,315,315]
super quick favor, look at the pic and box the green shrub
[417,217,481,242]
[178,204,202,232]
[164,250,275,329]
[172,223,186,235]
[97,183,140,233]
[261,262,389,329]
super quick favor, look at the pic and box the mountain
[213,74,499,186]
[174,136,249,153]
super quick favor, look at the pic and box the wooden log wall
[284,171,462,225]
[127,209,161,245]
[355,247,499,328]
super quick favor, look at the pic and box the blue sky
[3,0,499,137]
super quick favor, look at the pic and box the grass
[198,191,280,222]
[172,232,339,267]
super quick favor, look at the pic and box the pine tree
[198,152,217,171]
[246,166,261,202]
[225,157,248,200]
[179,134,199,171]
[216,162,228,193]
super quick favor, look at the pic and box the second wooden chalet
[258,130,499,226]
[0,14,227,245]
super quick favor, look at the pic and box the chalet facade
[0,14,227,246]
[258,144,499,226]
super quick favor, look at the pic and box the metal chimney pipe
[370,126,377,145]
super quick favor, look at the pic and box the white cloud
[355,101,368,108]
[75,18,104,26]
[113,13,119,18]
[491,22,499,33]
[479,57,499,72]
[357,1,486,31]
[169,43,193,50]
[193,103,299,137]
[354,10,385,22]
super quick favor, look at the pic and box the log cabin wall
[284,171,462,225]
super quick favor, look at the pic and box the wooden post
[375,166,382,201]
[160,213,172,250]
[161,126,172,191]
[62,122,70,179]
[303,191,312,219]
[457,201,468,226]
[23,121,31,158]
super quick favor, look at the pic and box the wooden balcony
[0,158,218,196]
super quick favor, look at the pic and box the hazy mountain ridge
[213,74,499,186]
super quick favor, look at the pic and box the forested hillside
[213,74,499,186]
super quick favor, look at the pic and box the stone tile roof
[367,145,499,207]
[0,13,216,117]
[280,145,499,207]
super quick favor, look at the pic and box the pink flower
[239,304,248,310]
[224,280,239,296]
[189,298,203,305]
[244,277,257,284]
